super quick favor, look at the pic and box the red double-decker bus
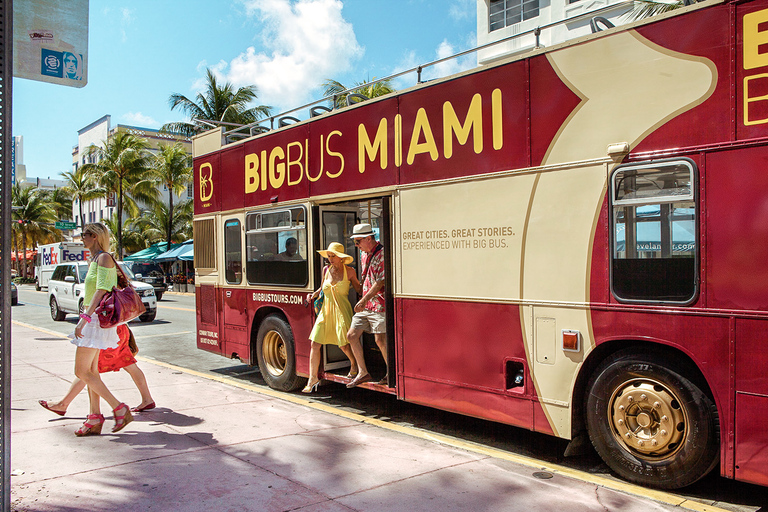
[193,0,768,489]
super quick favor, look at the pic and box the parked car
[47,262,156,322]
[11,282,17,306]
[123,261,166,300]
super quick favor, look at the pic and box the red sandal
[112,403,133,433]
[75,414,104,436]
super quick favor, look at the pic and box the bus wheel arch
[582,345,720,489]
[253,311,304,392]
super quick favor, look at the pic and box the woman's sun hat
[317,242,354,264]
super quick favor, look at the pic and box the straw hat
[350,223,375,239]
[317,242,354,264]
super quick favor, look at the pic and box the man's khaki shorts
[350,310,386,334]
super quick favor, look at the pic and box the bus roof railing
[201,0,654,144]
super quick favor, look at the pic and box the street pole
[0,0,12,509]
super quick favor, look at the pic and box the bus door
[318,206,359,372]
[318,198,394,387]
[222,216,249,355]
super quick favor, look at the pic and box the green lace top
[83,259,117,307]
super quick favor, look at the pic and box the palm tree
[624,0,686,21]
[162,68,272,136]
[45,187,74,232]
[134,199,193,247]
[103,213,148,255]
[321,77,395,109]
[148,143,192,252]
[62,167,104,229]
[81,132,156,258]
[11,183,56,279]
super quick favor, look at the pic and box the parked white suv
[48,261,157,322]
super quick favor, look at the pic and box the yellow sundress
[309,265,353,346]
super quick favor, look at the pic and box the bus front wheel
[585,350,719,489]
[256,316,303,392]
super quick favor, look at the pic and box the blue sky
[13,0,477,179]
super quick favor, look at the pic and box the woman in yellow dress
[304,242,362,393]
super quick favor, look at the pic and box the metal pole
[0,0,12,509]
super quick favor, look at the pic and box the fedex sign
[40,246,58,266]
[62,248,89,262]
[39,245,89,266]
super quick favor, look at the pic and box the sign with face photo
[14,0,88,88]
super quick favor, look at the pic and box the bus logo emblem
[199,163,213,202]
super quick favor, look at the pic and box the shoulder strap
[362,243,383,282]
[105,253,131,289]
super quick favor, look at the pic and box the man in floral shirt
[346,223,388,387]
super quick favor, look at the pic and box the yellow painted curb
[137,356,730,512]
[12,320,732,512]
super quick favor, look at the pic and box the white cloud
[449,0,476,21]
[119,8,134,43]
[122,112,159,128]
[428,39,475,79]
[209,0,364,114]
[392,39,476,90]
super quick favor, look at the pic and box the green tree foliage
[135,199,193,248]
[81,132,156,259]
[321,77,395,109]
[148,143,192,252]
[11,183,56,279]
[61,167,104,228]
[45,187,74,224]
[623,0,685,22]
[162,68,272,137]
[103,213,147,255]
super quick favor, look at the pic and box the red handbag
[95,255,146,328]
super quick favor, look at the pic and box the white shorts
[70,321,119,350]
[350,310,386,334]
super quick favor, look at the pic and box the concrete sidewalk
[10,322,706,512]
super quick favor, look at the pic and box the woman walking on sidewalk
[39,325,156,416]
[69,223,133,436]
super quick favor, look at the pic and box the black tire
[35,280,41,292]
[79,300,85,316]
[139,311,156,322]
[11,297,17,306]
[255,315,304,392]
[49,297,66,321]
[155,292,163,301]
[585,350,719,489]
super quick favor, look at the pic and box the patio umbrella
[154,240,193,262]
[124,241,178,261]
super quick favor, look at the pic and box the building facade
[72,115,192,235]
[477,0,633,64]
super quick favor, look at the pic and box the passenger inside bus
[275,237,303,261]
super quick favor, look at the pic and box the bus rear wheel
[585,350,719,489]
[256,316,303,392]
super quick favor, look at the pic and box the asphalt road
[11,284,768,512]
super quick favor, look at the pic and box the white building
[477,0,634,64]
[12,135,68,190]
[12,135,26,185]
[72,115,193,235]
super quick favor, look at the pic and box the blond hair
[83,222,111,254]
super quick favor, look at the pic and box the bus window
[611,160,697,303]
[245,207,308,286]
[224,219,242,284]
